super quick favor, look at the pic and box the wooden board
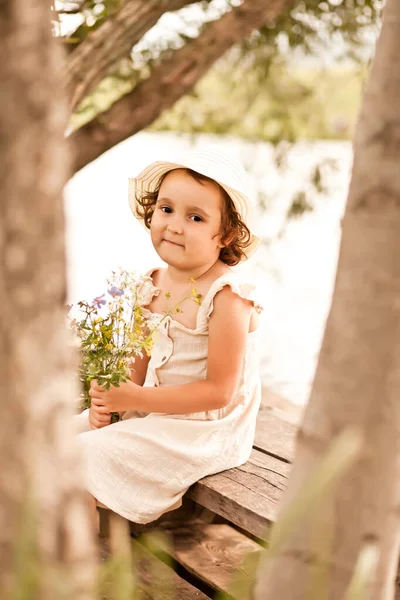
[100,536,210,600]
[170,524,262,600]
[129,498,216,537]
[188,449,290,540]
[254,410,298,463]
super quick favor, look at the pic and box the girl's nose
[167,222,183,235]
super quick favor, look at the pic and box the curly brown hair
[135,168,253,266]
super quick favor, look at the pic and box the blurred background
[59,0,382,410]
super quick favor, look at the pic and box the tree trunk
[0,1,97,598]
[67,0,209,112]
[70,0,294,174]
[255,1,400,599]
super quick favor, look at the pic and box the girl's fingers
[97,414,111,424]
[89,387,105,398]
[89,414,111,429]
[92,409,111,419]
[90,380,105,392]
[92,398,112,411]
[90,398,109,411]
[90,394,108,408]
[89,403,112,429]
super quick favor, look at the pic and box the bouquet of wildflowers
[67,269,162,421]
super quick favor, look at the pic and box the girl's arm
[108,353,149,423]
[129,352,150,386]
[90,287,253,414]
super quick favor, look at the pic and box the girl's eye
[190,215,203,222]
[160,206,172,213]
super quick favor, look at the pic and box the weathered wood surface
[98,413,299,598]
[171,523,262,600]
[133,539,210,600]
[254,410,297,463]
[101,536,209,600]
[188,448,290,540]
[186,411,297,539]
[129,498,216,538]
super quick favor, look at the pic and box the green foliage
[70,60,365,140]
[253,0,381,56]
[55,0,122,45]
[8,495,84,600]
[64,0,380,140]
[9,497,40,600]
[151,62,366,141]
[59,0,382,59]
[98,546,136,600]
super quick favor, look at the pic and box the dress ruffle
[145,268,263,329]
[198,274,264,323]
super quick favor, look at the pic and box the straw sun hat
[128,149,260,261]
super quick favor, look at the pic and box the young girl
[75,149,263,524]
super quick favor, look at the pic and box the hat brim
[128,161,260,261]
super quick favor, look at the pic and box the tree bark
[255,1,400,598]
[0,1,97,598]
[70,0,294,174]
[67,0,211,112]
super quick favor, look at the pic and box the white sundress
[74,270,263,524]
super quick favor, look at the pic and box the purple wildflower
[92,294,106,308]
[108,286,124,297]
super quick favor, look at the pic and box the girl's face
[150,169,224,271]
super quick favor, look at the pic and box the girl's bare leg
[89,496,130,557]
[88,494,112,539]
[87,492,99,531]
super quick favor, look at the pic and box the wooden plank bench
[187,411,296,541]
[98,410,298,599]
[100,410,400,599]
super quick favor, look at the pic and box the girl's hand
[89,379,139,413]
[89,398,112,429]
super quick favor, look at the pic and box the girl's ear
[219,231,235,248]
[214,233,225,248]
[212,231,224,248]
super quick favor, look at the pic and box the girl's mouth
[163,239,184,248]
